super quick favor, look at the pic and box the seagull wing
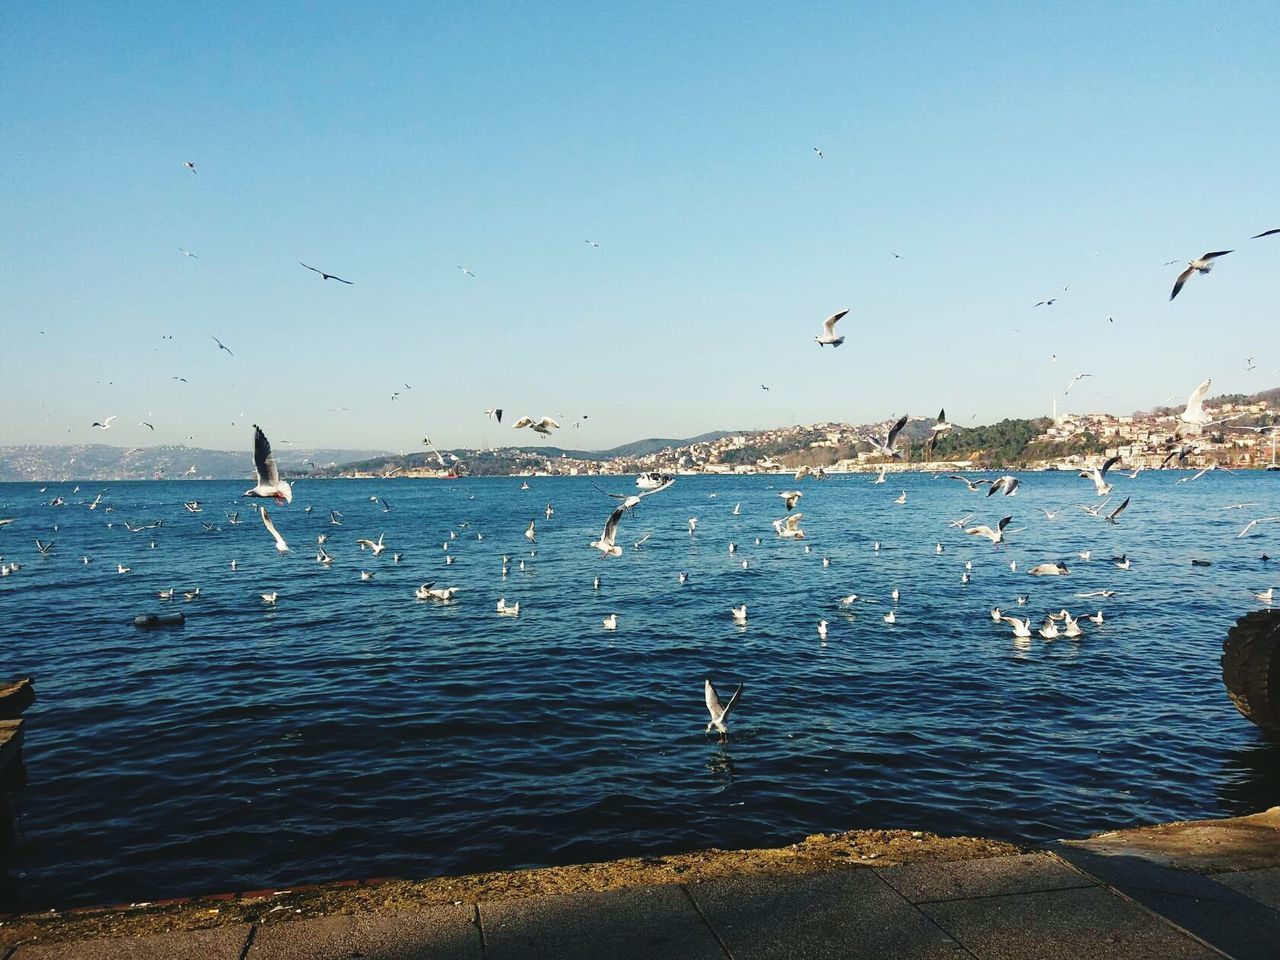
[1251,228,1280,239]
[252,425,280,487]
[1099,455,1121,480]
[539,417,561,430]
[1200,250,1233,261]
[705,679,724,720]
[1182,379,1212,422]
[1170,266,1195,301]
[1106,497,1130,523]
[720,682,743,721]
[636,477,676,500]
[885,414,909,450]
[512,416,535,429]
[599,506,626,546]
[261,506,289,552]
[300,262,323,276]
[822,309,849,336]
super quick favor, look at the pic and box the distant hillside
[0,444,392,482]
[324,431,739,476]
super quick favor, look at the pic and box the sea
[1,471,1278,910]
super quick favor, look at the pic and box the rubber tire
[1222,610,1280,737]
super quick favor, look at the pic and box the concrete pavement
[7,850,1280,959]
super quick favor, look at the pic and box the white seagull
[965,516,1012,544]
[704,678,743,738]
[868,415,910,459]
[1170,251,1233,301]
[1081,455,1121,496]
[815,309,848,347]
[244,425,293,504]
[779,490,803,510]
[91,416,117,430]
[512,416,560,436]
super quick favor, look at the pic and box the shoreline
[4,809,1278,948]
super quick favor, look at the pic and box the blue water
[1,472,1278,909]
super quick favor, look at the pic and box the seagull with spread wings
[591,476,675,557]
[1080,455,1121,496]
[261,506,289,553]
[705,678,743,739]
[513,416,560,436]
[1170,250,1232,301]
[244,425,293,503]
[815,309,848,347]
[868,414,909,459]
[300,262,353,284]
[211,335,235,357]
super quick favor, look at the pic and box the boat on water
[636,471,673,489]
[1267,432,1279,471]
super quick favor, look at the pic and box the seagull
[1105,497,1130,524]
[988,476,1019,497]
[731,604,748,624]
[244,425,293,504]
[1001,616,1032,638]
[584,239,600,248]
[1081,455,1121,496]
[873,463,888,485]
[1064,373,1093,396]
[815,309,848,347]
[35,539,54,556]
[1034,298,1057,307]
[1040,508,1060,520]
[300,262,353,284]
[948,513,976,528]
[817,620,828,640]
[602,613,618,631]
[261,506,289,552]
[457,266,476,278]
[178,248,199,259]
[591,477,675,557]
[732,502,741,515]
[1239,517,1280,538]
[496,598,520,616]
[1087,611,1104,624]
[1170,251,1233,301]
[1113,555,1131,570]
[416,583,459,601]
[183,161,197,174]
[894,490,907,505]
[525,519,537,542]
[868,415,909,458]
[1039,620,1060,640]
[360,571,375,581]
[1251,228,1280,239]
[773,513,805,539]
[91,416,117,430]
[157,588,175,600]
[884,610,897,624]
[484,408,503,423]
[704,678,743,739]
[1254,588,1275,603]
[812,146,823,159]
[948,476,993,493]
[688,517,698,535]
[779,490,803,510]
[923,409,953,458]
[261,592,278,604]
[211,335,234,357]
[357,533,387,556]
[512,416,560,436]
[965,516,1012,544]
[316,545,335,565]
[329,510,343,526]
[1028,561,1069,576]
[1179,378,1215,433]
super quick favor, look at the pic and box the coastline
[4,809,1277,949]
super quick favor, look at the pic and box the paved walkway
[5,850,1279,959]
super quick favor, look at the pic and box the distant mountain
[324,431,740,475]
[0,444,393,482]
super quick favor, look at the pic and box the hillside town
[344,388,1280,480]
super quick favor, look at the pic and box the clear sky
[3,1,1278,454]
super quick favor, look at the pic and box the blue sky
[3,1,1278,453]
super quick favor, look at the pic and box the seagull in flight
[591,477,676,557]
[704,678,743,739]
[178,248,199,259]
[211,335,234,357]
[947,475,992,493]
[244,425,293,503]
[1250,228,1280,239]
[1064,373,1093,396]
[987,475,1020,497]
[924,409,953,458]
[1239,517,1280,538]
[868,414,909,459]
[1081,455,1121,496]
[584,240,600,248]
[1170,250,1233,301]
[1105,497,1131,525]
[965,515,1013,544]
[457,266,476,278]
[1034,298,1057,307]
[815,309,848,347]
[513,416,560,436]
[91,416,117,430]
[183,160,197,174]
[484,408,503,423]
[300,262,353,284]
[812,146,823,159]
